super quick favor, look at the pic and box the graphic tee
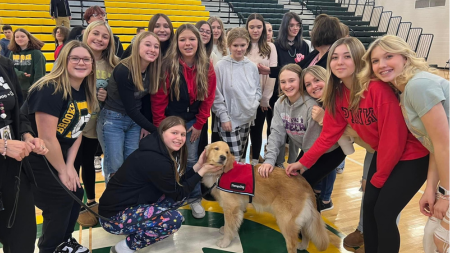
[0,75,15,128]
[27,82,91,156]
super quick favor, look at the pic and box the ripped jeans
[97,108,141,183]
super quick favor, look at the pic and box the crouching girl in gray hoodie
[212,27,262,161]
[258,64,345,190]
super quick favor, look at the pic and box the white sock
[251,159,258,166]
[115,239,135,253]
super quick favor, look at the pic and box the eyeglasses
[91,13,106,18]
[68,56,93,64]
[199,28,211,35]
[289,24,302,29]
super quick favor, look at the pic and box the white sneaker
[54,237,89,253]
[94,156,102,172]
[190,201,205,219]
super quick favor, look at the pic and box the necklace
[288,47,297,58]
[142,72,147,82]
[0,102,6,119]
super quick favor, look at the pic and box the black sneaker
[320,200,334,212]
[54,237,89,253]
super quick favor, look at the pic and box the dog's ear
[204,144,211,158]
[224,153,235,172]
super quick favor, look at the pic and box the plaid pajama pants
[218,121,251,160]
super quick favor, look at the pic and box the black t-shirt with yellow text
[26,82,91,158]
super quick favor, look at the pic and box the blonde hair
[278,64,303,102]
[208,16,227,56]
[301,65,327,97]
[359,35,436,92]
[162,24,210,101]
[323,37,366,116]
[83,21,119,70]
[121,32,161,94]
[29,41,99,113]
[226,27,250,47]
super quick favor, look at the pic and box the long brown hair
[121,32,161,94]
[29,41,99,113]
[208,16,227,56]
[245,13,271,59]
[162,24,210,101]
[8,28,45,53]
[195,20,214,57]
[158,116,188,186]
[148,13,174,54]
[322,37,366,116]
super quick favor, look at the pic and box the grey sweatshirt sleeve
[254,66,262,102]
[211,64,231,123]
[264,99,287,166]
[301,105,323,153]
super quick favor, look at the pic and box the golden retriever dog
[202,141,329,253]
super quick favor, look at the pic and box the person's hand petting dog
[194,150,223,177]
[286,162,307,176]
[258,163,274,178]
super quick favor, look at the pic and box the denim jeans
[97,109,141,183]
[185,120,201,200]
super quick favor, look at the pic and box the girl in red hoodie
[286,37,429,253]
[151,24,216,219]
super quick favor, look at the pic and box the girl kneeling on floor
[98,116,222,253]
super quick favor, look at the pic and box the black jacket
[0,56,36,184]
[50,0,71,18]
[297,50,328,69]
[98,133,202,218]
[165,67,202,122]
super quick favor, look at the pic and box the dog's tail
[302,197,329,251]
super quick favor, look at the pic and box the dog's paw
[297,240,309,250]
[219,226,224,235]
[216,238,231,248]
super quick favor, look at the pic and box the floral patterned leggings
[99,195,183,250]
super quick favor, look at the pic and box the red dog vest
[217,161,255,197]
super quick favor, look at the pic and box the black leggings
[0,158,36,253]
[74,136,99,200]
[242,107,267,160]
[198,122,208,159]
[30,154,84,253]
[296,147,346,188]
[363,152,428,253]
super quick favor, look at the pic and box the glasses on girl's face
[199,28,211,35]
[289,24,301,29]
[68,56,93,64]
[91,13,106,18]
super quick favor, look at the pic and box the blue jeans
[186,120,201,199]
[314,160,344,201]
[97,109,141,183]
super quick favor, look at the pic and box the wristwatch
[438,185,450,195]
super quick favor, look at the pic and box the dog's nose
[219,155,226,161]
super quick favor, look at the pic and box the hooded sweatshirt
[0,38,11,58]
[212,55,262,129]
[264,94,339,166]
[9,49,46,91]
[99,132,202,218]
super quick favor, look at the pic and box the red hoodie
[299,80,429,188]
[151,58,216,130]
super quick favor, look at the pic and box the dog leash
[42,156,217,225]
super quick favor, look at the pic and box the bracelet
[2,139,7,158]
[439,185,450,195]
[437,192,450,201]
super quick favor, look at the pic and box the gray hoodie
[264,94,339,166]
[212,56,262,129]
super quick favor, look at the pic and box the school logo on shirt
[342,107,377,125]
[12,54,32,66]
[57,100,91,139]
[282,113,307,136]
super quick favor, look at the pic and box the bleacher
[0,0,210,72]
